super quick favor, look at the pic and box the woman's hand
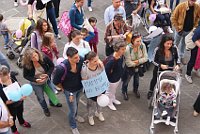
[36,78,46,83]
[174,65,180,71]
[40,74,48,79]
[20,96,27,101]
[160,64,168,70]
[133,60,139,65]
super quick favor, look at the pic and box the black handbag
[105,44,114,56]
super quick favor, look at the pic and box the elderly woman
[147,34,180,99]
[121,32,148,100]
[104,13,130,56]
[23,48,62,117]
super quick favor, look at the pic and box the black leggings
[149,67,158,92]
[52,0,61,18]
[8,101,25,132]
[186,46,198,76]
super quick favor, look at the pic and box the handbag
[185,28,196,50]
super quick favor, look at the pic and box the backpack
[55,61,67,83]
[58,10,75,36]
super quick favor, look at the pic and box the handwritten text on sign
[81,70,109,98]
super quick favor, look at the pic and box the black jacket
[23,56,54,82]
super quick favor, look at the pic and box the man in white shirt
[104,0,126,25]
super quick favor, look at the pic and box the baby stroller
[6,18,35,63]
[149,70,181,134]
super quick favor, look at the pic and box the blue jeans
[64,90,81,129]
[0,51,10,70]
[156,13,171,27]
[147,35,162,62]
[46,7,59,35]
[174,30,190,58]
[87,0,92,7]
[122,68,139,93]
[170,0,180,10]
[31,80,54,110]
[1,31,9,45]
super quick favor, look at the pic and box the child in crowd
[80,28,95,43]
[41,32,59,66]
[81,51,105,126]
[88,17,99,53]
[41,32,60,93]
[156,82,177,124]
[0,14,11,49]
[0,65,31,134]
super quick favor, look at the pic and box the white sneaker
[185,74,193,84]
[55,34,61,39]
[54,90,59,95]
[167,26,173,33]
[108,103,117,111]
[161,110,168,117]
[88,7,93,12]
[165,116,170,125]
[75,115,85,123]
[88,116,94,126]
[113,99,121,105]
[71,128,80,134]
[95,112,105,121]
[14,2,18,7]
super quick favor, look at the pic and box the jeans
[186,46,198,76]
[31,80,54,111]
[174,30,190,58]
[87,0,92,7]
[52,0,60,18]
[157,103,174,118]
[0,51,10,70]
[170,0,180,10]
[122,69,139,93]
[64,90,82,129]
[46,7,59,35]
[2,31,9,45]
[156,13,171,27]
[147,35,162,62]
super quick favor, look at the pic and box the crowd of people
[0,0,200,134]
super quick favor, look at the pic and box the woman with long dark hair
[147,34,180,99]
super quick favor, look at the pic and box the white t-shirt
[0,98,9,133]
[63,39,91,59]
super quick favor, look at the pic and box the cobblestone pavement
[0,0,200,134]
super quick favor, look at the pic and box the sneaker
[113,99,121,105]
[75,115,85,123]
[161,110,168,117]
[193,110,199,117]
[44,109,50,117]
[4,45,9,49]
[185,74,193,84]
[147,91,153,100]
[55,34,61,39]
[88,7,93,12]
[50,103,62,107]
[167,26,173,33]
[134,90,140,98]
[123,92,129,100]
[181,58,187,65]
[71,128,80,134]
[88,116,94,126]
[14,2,18,7]
[95,112,105,121]
[13,130,20,134]
[165,116,170,125]
[21,121,31,128]
[108,103,117,111]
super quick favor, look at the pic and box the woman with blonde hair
[22,48,62,117]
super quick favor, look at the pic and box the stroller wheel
[16,62,23,68]
[7,51,15,60]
